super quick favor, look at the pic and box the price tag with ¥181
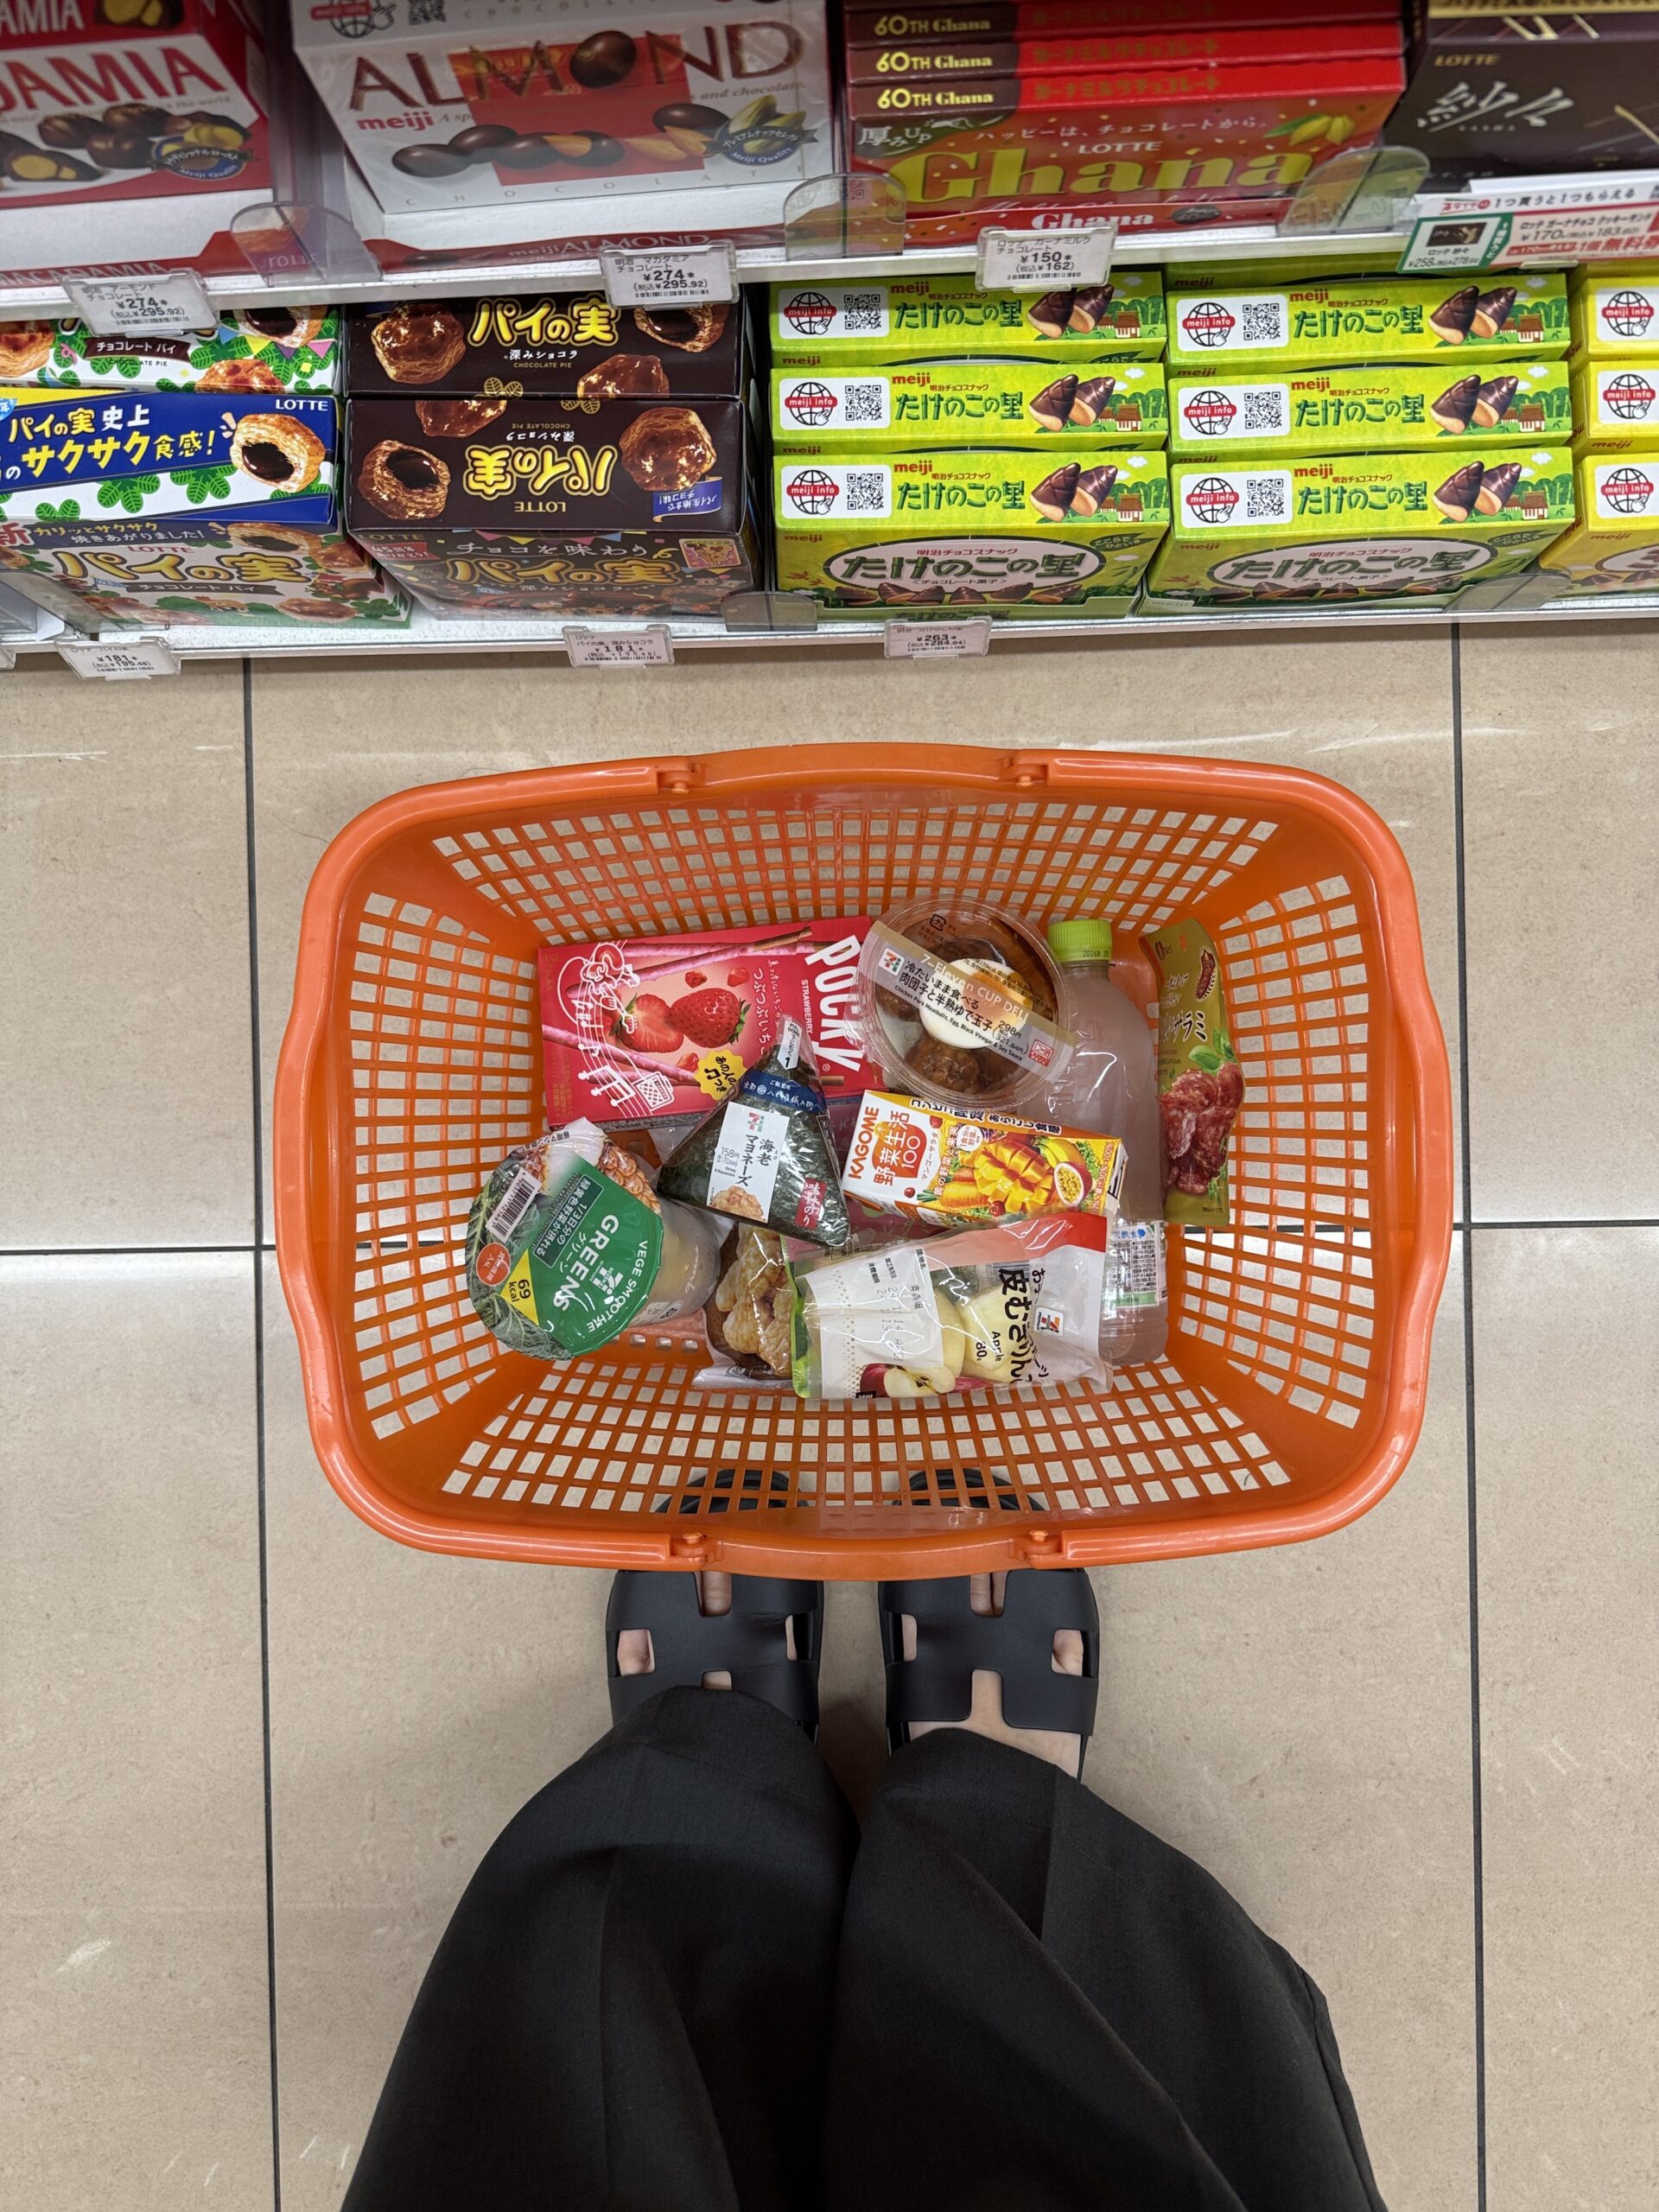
[976,221,1116,296]
[60,270,215,340]
[563,626,676,667]
[57,636,181,680]
[883,620,992,660]
[600,241,738,309]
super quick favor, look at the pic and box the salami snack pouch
[790,1212,1110,1401]
[1144,918,1244,1228]
[658,1020,853,1249]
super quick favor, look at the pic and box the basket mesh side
[335,790,1380,1522]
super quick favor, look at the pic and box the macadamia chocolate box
[291,0,833,218]
[1572,356,1659,454]
[346,296,743,397]
[0,388,404,630]
[1537,453,1659,595]
[1571,269,1659,359]
[1167,272,1569,370]
[1147,446,1574,607]
[0,307,340,394]
[769,271,1166,361]
[772,356,1166,448]
[346,393,758,618]
[1169,359,1570,457]
[773,446,1169,607]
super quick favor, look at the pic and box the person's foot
[607,1572,821,1733]
[881,1571,1097,1778]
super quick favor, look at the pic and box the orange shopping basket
[274,744,1452,1579]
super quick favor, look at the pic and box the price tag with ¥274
[60,270,216,340]
[883,620,992,660]
[600,242,737,309]
[563,626,676,667]
[976,221,1116,295]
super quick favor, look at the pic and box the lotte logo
[1181,300,1236,348]
[1182,388,1237,436]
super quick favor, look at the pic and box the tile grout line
[1451,625,1486,2212]
[244,657,284,2212]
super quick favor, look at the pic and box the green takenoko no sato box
[769,271,1166,363]
[1166,272,1569,372]
[773,447,1169,608]
[1147,447,1575,607]
[772,357,1167,449]
[1168,359,1571,458]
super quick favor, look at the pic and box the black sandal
[879,1570,1100,1762]
[606,1571,824,1736]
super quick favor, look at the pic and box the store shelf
[4,589,1653,670]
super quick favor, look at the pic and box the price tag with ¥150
[600,241,738,309]
[563,626,676,667]
[976,222,1116,296]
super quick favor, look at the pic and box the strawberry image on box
[538,919,880,1125]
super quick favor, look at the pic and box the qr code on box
[843,380,887,425]
[1241,387,1287,434]
[840,292,886,334]
[846,469,888,512]
[1241,299,1288,346]
[1246,474,1290,521]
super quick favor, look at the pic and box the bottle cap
[1047,917,1113,963]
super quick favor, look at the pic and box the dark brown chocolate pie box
[345,296,746,399]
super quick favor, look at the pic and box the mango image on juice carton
[1570,355,1659,454]
[1169,359,1570,458]
[1537,452,1659,596]
[1569,268,1659,359]
[772,357,1168,449]
[1147,446,1575,607]
[769,270,1166,363]
[1167,271,1569,372]
[773,446,1170,609]
[841,1091,1125,1230]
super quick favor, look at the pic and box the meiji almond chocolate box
[0,0,267,207]
[1168,272,1570,371]
[1169,359,1570,457]
[772,355,1166,448]
[1147,446,1575,607]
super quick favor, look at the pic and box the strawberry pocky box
[538,920,880,1125]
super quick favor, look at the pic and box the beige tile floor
[3,628,1655,2212]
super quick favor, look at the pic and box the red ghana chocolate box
[0,0,269,208]
[848,55,1407,215]
[844,21,1402,84]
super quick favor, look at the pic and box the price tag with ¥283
[976,222,1116,295]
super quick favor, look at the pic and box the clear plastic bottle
[1046,918,1168,1367]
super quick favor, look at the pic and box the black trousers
[344,1688,1386,2212]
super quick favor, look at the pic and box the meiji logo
[1604,372,1656,422]
[782,289,836,337]
[1185,474,1241,525]
[1182,387,1236,436]
[1181,300,1236,349]
[1601,288,1656,340]
[785,466,840,515]
[784,379,837,427]
[1601,464,1655,516]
